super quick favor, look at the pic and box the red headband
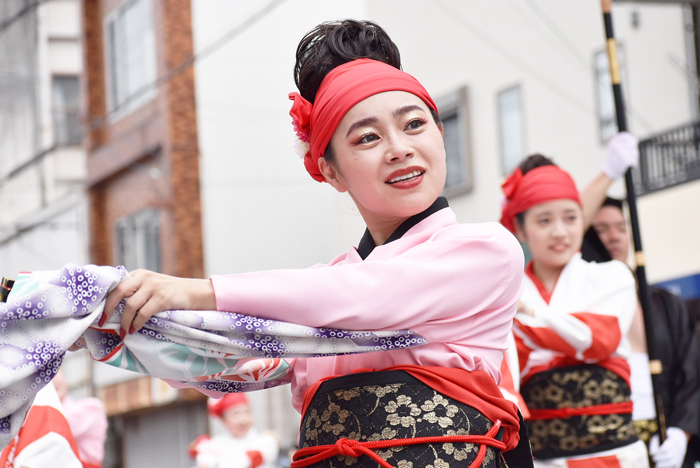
[208,393,249,418]
[500,165,581,233]
[289,58,438,182]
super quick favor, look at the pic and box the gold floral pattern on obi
[300,376,501,467]
[521,364,637,460]
[633,419,658,444]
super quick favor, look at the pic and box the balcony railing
[635,120,700,196]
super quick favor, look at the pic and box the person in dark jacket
[585,197,700,468]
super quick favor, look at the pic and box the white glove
[601,131,639,180]
[649,426,688,468]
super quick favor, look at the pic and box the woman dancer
[101,20,528,467]
[501,155,647,467]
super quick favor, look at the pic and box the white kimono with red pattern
[513,253,648,467]
[0,383,82,468]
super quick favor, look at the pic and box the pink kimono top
[211,199,525,411]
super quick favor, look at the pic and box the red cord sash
[291,420,504,468]
[527,401,633,420]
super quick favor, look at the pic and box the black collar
[356,197,449,260]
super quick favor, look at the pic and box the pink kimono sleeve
[211,225,524,333]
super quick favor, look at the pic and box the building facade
[0,0,88,280]
[75,1,699,467]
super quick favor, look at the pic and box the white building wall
[638,180,700,283]
[192,0,696,285]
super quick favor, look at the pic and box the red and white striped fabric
[513,254,636,386]
[499,332,530,419]
[0,383,82,468]
[513,253,648,467]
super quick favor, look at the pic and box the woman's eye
[357,133,379,144]
[406,119,426,131]
[537,219,549,225]
[566,216,577,223]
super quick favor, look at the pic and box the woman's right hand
[100,269,216,340]
[517,300,535,317]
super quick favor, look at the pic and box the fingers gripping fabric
[0,264,427,448]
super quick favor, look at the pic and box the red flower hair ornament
[501,167,524,200]
[288,58,437,183]
[289,92,312,157]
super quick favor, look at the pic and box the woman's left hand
[99,269,216,339]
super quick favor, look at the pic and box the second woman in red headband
[101,20,531,467]
[500,155,646,467]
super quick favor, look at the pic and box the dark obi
[298,370,504,467]
[521,364,638,460]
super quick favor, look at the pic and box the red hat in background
[207,393,249,418]
[499,165,580,233]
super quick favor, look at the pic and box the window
[595,45,627,142]
[52,76,81,145]
[436,86,472,196]
[105,0,157,117]
[114,208,161,272]
[498,86,525,176]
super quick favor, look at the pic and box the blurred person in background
[52,368,108,468]
[585,198,700,468]
[578,130,700,468]
[0,381,82,468]
[189,393,278,468]
[502,153,647,466]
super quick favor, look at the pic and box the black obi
[298,370,506,467]
[521,364,638,460]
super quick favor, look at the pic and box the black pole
[600,0,666,442]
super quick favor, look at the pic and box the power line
[432,0,601,120]
[0,0,288,186]
[434,0,656,133]
[104,0,288,120]
[0,0,46,37]
[517,0,654,132]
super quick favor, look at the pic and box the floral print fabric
[0,264,426,448]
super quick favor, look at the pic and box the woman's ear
[318,157,348,193]
[437,121,444,137]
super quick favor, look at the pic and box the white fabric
[601,131,639,180]
[195,429,278,468]
[7,384,82,468]
[503,332,520,393]
[514,254,636,379]
[12,431,82,468]
[628,351,657,420]
[649,427,688,468]
[533,439,649,467]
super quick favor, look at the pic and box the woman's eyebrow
[346,117,378,137]
[393,104,424,117]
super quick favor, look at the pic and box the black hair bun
[518,153,557,175]
[294,20,401,104]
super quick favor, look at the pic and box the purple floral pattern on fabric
[0,264,427,448]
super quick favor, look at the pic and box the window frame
[435,86,473,198]
[103,0,158,121]
[114,207,162,272]
[51,74,82,146]
[497,84,527,177]
[594,44,628,143]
